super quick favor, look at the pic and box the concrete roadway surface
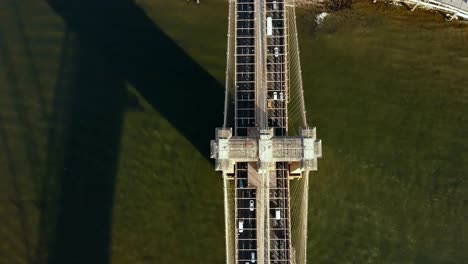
[237,176,258,263]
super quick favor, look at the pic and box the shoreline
[296,0,468,25]
[295,0,468,24]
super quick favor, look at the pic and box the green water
[0,0,467,263]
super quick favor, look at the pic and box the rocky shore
[294,0,328,7]
[295,0,352,11]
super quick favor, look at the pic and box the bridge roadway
[212,0,322,263]
[235,0,258,262]
[236,163,257,262]
[234,0,291,263]
[214,0,465,262]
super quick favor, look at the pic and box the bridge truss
[213,0,321,263]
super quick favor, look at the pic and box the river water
[132,1,468,262]
[0,0,466,263]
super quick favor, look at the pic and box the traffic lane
[238,230,257,263]
[237,207,256,224]
[238,228,256,261]
[270,239,288,250]
[238,249,256,263]
[237,11,254,20]
[236,188,256,199]
[237,190,257,235]
[238,226,256,239]
[238,237,257,251]
[241,217,257,229]
[237,195,256,220]
[236,194,257,262]
[238,231,256,261]
[237,197,255,210]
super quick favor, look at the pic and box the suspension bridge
[211,0,322,263]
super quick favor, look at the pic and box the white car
[249,200,255,211]
[279,92,284,101]
[251,252,256,263]
[274,47,279,57]
[239,220,244,233]
[275,208,281,220]
[273,0,278,10]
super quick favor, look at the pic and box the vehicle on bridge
[267,17,273,36]
[275,208,281,220]
[211,0,323,262]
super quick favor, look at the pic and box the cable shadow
[0,26,39,264]
[0,118,35,264]
[47,0,225,160]
[8,0,49,121]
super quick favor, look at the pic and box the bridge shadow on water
[45,0,224,263]
[48,0,225,157]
